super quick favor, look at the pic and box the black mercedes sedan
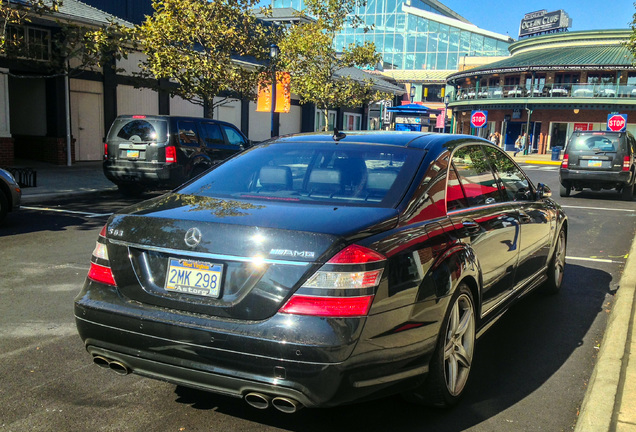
[75,131,567,412]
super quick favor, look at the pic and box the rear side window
[450,145,503,207]
[178,142,424,208]
[569,134,619,152]
[107,118,167,143]
[200,122,224,147]
[222,125,246,147]
[178,121,200,146]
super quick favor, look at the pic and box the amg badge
[269,249,315,259]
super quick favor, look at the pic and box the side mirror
[537,183,552,199]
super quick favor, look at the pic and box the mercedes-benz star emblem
[184,227,202,248]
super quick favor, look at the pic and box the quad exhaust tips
[92,355,131,376]
[244,392,303,413]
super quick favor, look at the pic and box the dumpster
[551,146,562,161]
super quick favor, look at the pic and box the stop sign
[607,114,627,132]
[471,110,488,128]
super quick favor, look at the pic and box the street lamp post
[270,44,279,138]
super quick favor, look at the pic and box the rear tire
[117,183,144,197]
[621,183,634,201]
[559,183,571,197]
[403,283,475,407]
[544,226,566,294]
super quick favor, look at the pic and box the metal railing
[452,83,636,102]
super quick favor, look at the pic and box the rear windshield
[107,118,168,143]
[178,142,424,207]
[568,134,620,152]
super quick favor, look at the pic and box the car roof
[270,131,489,151]
[115,115,237,127]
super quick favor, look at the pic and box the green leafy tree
[120,0,272,117]
[0,0,60,57]
[278,0,390,131]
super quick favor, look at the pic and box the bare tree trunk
[322,108,329,131]
[204,96,214,119]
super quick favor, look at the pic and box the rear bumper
[74,281,436,408]
[560,169,631,187]
[103,160,184,187]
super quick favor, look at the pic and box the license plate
[165,258,223,298]
[587,160,602,167]
[126,150,140,158]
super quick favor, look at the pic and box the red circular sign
[608,114,626,132]
[471,111,487,128]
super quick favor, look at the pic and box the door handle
[461,219,481,235]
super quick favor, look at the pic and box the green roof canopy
[447,30,636,84]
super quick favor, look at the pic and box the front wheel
[404,283,475,407]
[544,226,567,294]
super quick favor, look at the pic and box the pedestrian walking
[514,134,524,157]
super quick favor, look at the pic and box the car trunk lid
[104,193,398,321]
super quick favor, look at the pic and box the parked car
[103,115,250,195]
[0,168,21,224]
[559,130,636,200]
[76,132,567,411]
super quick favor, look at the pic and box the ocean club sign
[519,10,571,38]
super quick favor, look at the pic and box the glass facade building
[272,0,512,70]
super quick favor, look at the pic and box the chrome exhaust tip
[92,355,111,369]
[244,392,272,410]
[108,360,130,376]
[271,396,302,414]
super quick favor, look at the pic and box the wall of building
[116,85,159,116]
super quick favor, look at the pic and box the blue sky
[441,0,635,39]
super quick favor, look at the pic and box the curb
[575,235,636,431]
[522,160,562,166]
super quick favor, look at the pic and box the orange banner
[256,72,291,113]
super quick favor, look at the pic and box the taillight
[165,145,177,164]
[103,142,108,159]
[623,156,631,172]
[561,153,569,169]
[87,225,117,286]
[279,244,386,317]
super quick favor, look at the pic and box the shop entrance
[503,121,541,152]
[551,123,569,148]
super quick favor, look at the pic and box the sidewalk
[8,154,636,431]
[13,159,116,204]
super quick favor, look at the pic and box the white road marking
[566,256,624,264]
[560,205,636,212]
[21,206,112,218]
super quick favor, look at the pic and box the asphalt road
[0,165,634,432]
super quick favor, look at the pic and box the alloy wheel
[553,229,566,288]
[444,293,475,397]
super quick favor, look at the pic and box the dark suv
[103,115,249,195]
[559,130,636,200]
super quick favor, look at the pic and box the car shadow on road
[0,191,165,237]
[169,262,613,431]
